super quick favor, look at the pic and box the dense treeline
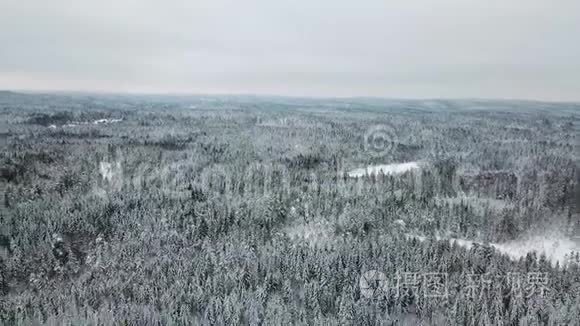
[0,93,579,324]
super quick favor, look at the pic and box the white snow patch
[284,221,333,247]
[408,233,579,265]
[348,162,421,178]
[394,219,407,228]
[99,162,114,182]
[99,161,123,189]
[93,118,123,125]
[63,119,123,127]
[492,236,579,265]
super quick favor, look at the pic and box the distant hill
[0,91,87,110]
[0,91,579,116]
[0,90,22,97]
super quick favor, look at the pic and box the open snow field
[347,161,421,178]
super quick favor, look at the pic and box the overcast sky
[1,0,579,101]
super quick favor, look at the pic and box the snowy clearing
[492,236,579,265]
[56,118,123,128]
[347,161,421,178]
[93,118,123,124]
[283,220,334,248]
[408,234,579,265]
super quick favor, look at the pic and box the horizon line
[3,88,580,106]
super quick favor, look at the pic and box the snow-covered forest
[1,91,579,324]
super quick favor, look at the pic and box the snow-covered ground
[283,220,333,247]
[408,234,579,265]
[93,118,123,124]
[49,118,123,128]
[99,161,122,182]
[492,236,579,265]
[347,162,421,178]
